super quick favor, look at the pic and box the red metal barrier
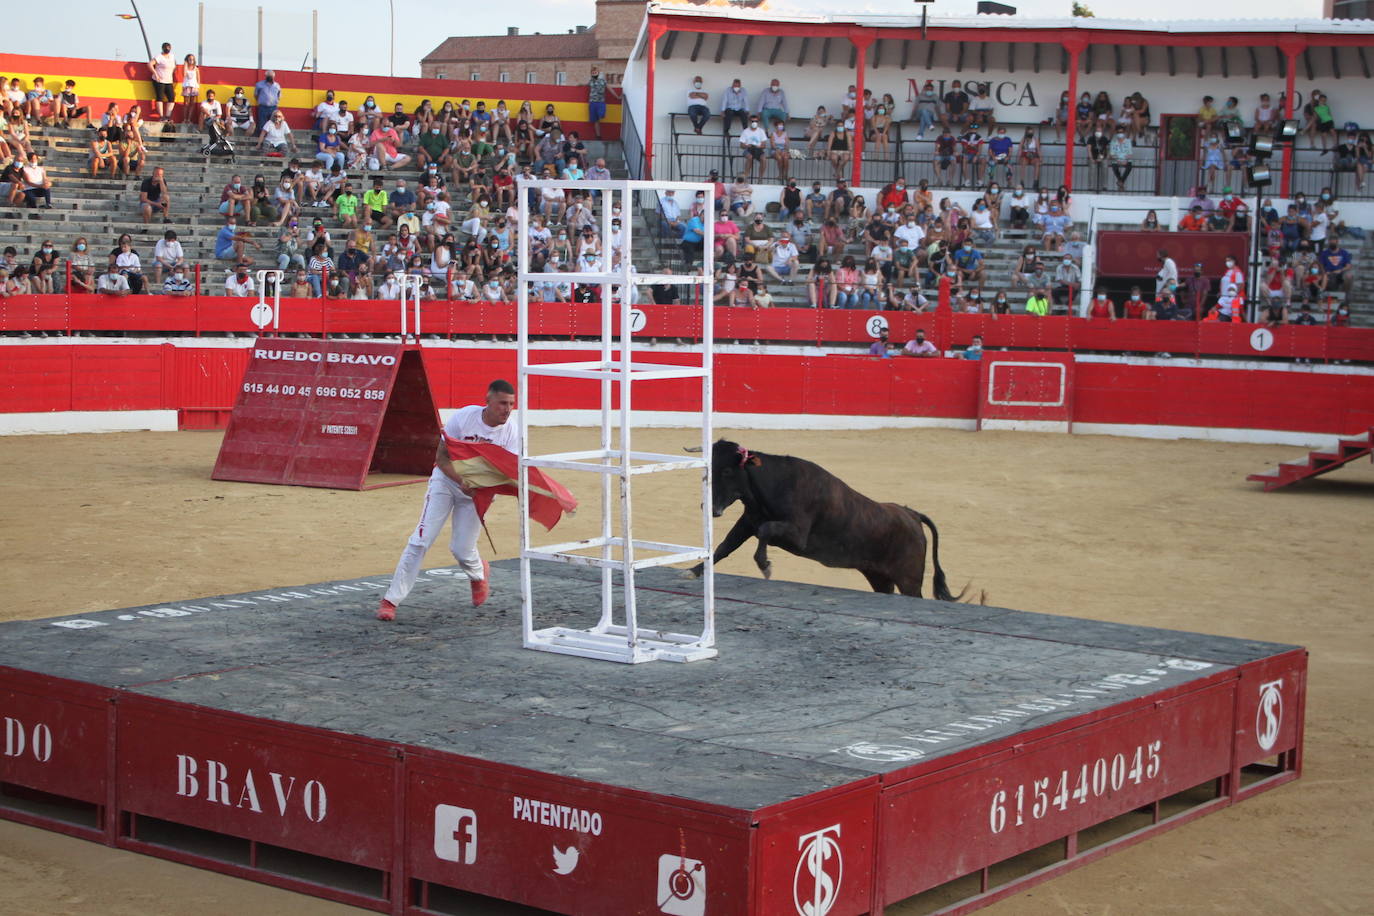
[5,294,1374,363]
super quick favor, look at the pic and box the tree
[1072,2,1095,15]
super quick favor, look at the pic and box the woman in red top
[1088,288,1115,320]
[713,216,740,261]
[1123,287,1150,318]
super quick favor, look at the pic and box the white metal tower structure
[515,177,716,663]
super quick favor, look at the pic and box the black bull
[691,440,964,601]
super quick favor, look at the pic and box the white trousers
[384,475,485,606]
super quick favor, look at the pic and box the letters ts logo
[1256,679,1284,752]
[434,804,477,864]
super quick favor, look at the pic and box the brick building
[419,0,642,87]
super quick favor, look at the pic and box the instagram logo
[657,853,706,916]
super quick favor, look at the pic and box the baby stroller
[200,119,236,162]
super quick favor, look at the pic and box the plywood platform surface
[0,562,1298,811]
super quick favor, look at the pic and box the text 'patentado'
[512,795,603,835]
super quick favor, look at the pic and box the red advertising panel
[753,783,879,916]
[212,338,438,489]
[1232,651,1307,769]
[116,698,395,868]
[977,351,1075,430]
[1096,231,1248,278]
[405,753,751,915]
[0,670,109,806]
[877,681,1236,905]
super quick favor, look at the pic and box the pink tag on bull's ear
[737,446,751,466]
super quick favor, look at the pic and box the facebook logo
[434,804,478,864]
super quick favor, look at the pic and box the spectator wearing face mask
[1108,128,1133,191]
[225,263,255,297]
[756,80,789,132]
[1216,256,1245,321]
[721,79,749,135]
[162,263,193,297]
[1052,255,1080,308]
[684,76,711,134]
[253,70,281,136]
[1317,238,1354,291]
[1124,286,1151,319]
[738,117,768,181]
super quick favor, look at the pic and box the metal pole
[129,0,154,64]
[198,2,204,67]
[388,0,395,77]
[257,6,264,71]
[312,9,318,73]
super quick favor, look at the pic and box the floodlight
[1248,134,1274,160]
[1278,119,1300,142]
[1246,166,1272,189]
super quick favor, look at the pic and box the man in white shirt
[738,117,768,180]
[659,189,682,237]
[894,218,925,250]
[96,268,130,296]
[331,100,355,137]
[152,229,185,283]
[767,232,800,284]
[200,89,224,129]
[378,380,519,620]
[313,91,339,136]
[1155,248,1178,297]
[224,265,255,296]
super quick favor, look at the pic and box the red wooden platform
[0,565,1305,915]
[1247,427,1374,491]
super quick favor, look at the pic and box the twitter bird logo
[552,844,580,875]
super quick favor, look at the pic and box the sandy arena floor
[0,426,1370,916]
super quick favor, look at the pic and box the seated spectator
[1039,203,1069,251]
[961,335,984,360]
[767,232,800,284]
[804,182,827,222]
[118,128,146,178]
[152,230,186,283]
[289,269,312,298]
[1123,286,1151,319]
[753,282,776,309]
[29,240,58,294]
[1292,302,1318,325]
[713,213,740,262]
[317,127,346,170]
[275,223,306,272]
[969,199,996,244]
[225,263,255,297]
[868,329,892,356]
[139,166,171,224]
[306,241,333,296]
[1025,289,1050,315]
[1052,255,1080,308]
[219,174,251,220]
[200,89,224,131]
[88,127,118,177]
[363,178,392,228]
[587,157,612,182]
[369,120,411,170]
[679,212,705,266]
[952,240,986,287]
[826,179,853,221]
[1153,283,1179,320]
[162,264,194,297]
[1140,209,1161,231]
[1088,288,1116,321]
[56,79,89,127]
[902,329,939,358]
[1318,238,1354,290]
[96,265,130,296]
[20,152,52,210]
[989,290,1011,316]
[743,214,771,262]
[258,111,296,156]
[1179,205,1208,232]
[214,216,259,265]
[67,237,94,293]
[807,259,834,308]
[686,76,711,134]
[111,235,145,294]
[729,175,754,217]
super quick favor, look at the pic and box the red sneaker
[470,561,491,607]
[376,599,397,621]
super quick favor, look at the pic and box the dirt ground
[0,426,1370,916]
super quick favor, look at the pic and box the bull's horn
[683,445,703,453]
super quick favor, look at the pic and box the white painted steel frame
[253,269,284,331]
[398,274,425,339]
[516,177,716,664]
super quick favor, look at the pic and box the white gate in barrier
[252,269,285,332]
[398,274,425,339]
[515,178,717,663]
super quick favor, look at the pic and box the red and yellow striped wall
[1,53,621,137]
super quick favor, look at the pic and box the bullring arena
[3,6,1374,915]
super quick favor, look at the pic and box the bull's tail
[916,511,968,602]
